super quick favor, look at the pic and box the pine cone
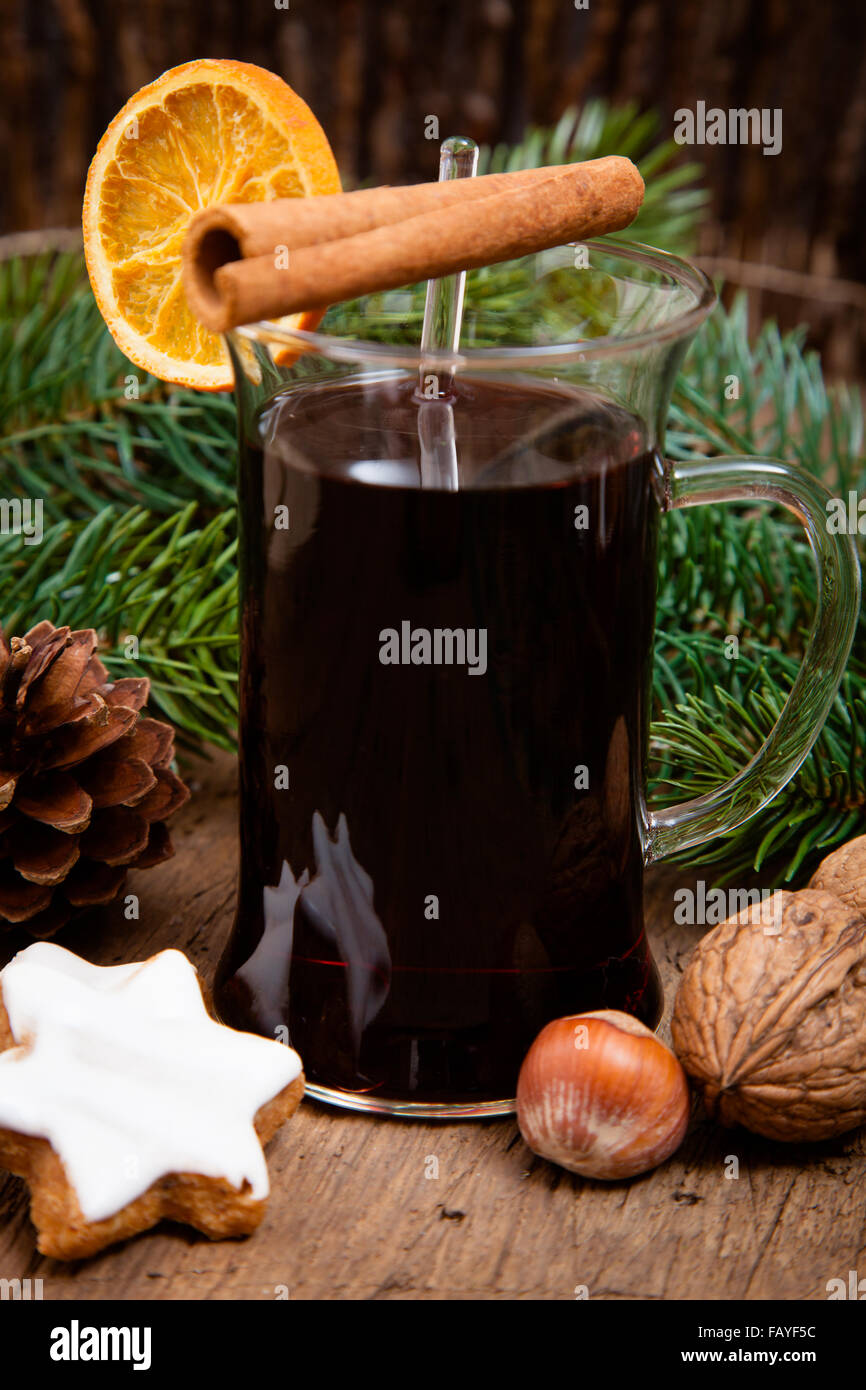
[0,622,189,937]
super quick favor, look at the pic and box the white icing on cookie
[0,943,302,1223]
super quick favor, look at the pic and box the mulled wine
[215,374,663,1106]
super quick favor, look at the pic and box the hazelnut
[516,1009,690,1180]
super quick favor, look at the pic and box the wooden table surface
[1,749,863,1302]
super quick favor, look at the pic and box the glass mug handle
[646,456,861,861]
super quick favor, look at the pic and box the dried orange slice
[83,59,340,390]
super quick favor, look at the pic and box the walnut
[670,890,866,1141]
[809,834,866,915]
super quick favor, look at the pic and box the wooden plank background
[3,0,866,373]
[1,749,863,1300]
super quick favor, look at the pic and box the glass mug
[213,241,860,1117]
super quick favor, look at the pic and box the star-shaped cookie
[0,942,304,1259]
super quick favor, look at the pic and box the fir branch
[0,105,861,883]
[651,299,866,883]
[0,503,239,752]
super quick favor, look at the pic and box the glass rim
[230,239,717,371]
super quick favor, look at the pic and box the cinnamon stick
[182,156,644,333]
[188,161,606,260]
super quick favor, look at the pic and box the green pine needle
[652,299,866,883]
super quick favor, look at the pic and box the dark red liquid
[215,375,663,1105]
